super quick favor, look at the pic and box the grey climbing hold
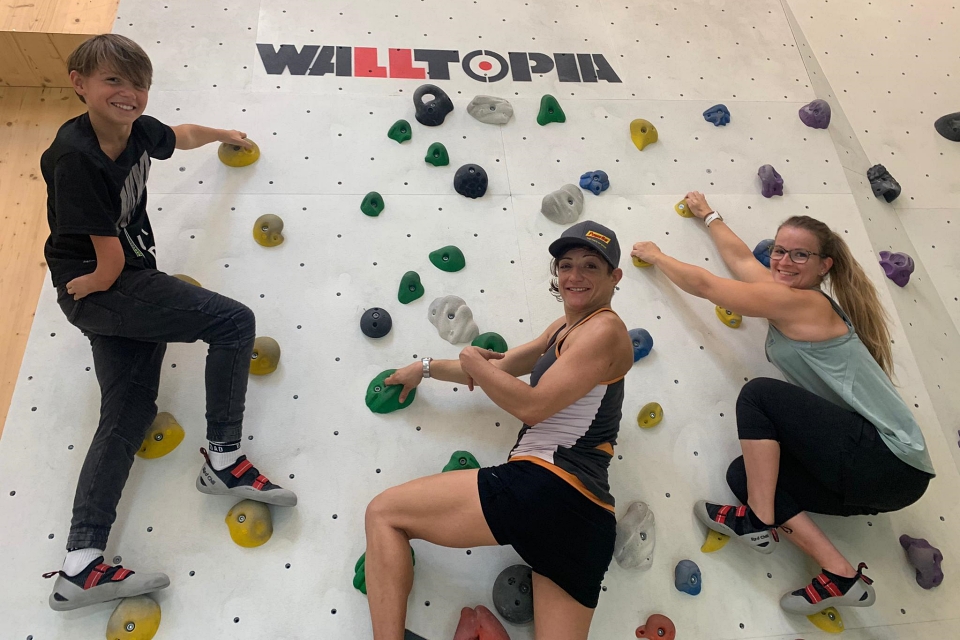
[674,560,702,596]
[414,84,454,127]
[467,95,514,125]
[428,296,479,344]
[614,501,656,570]
[799,99,831,129]
[492,564,534,625]
[360,307,392,339]
[867,164,901,202]
[758,164,784,198]
[899,535,943,589]
[935,112,960,141]
[454,164,488,199]
[540,184,584,224]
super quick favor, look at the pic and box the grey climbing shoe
[196,448,297,507]
[45,558,169,611]
[780,564,876,615]
[694,500,779,554]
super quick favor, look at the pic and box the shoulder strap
[546,324,567,349]
[818,291,853,329]
[556,308,617,355]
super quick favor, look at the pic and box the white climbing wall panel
[1,1,959,639]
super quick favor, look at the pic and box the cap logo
[585,230,611,244]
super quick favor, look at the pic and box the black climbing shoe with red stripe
[694,500,779,554]
[196,448,297,506]
[44,557,169,611]
[781,563,876,615]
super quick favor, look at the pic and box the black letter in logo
[413,49,460,80]
[593,54,622,83]
[553,53,581,82]
[257,44,320,76]
[309,46,336,76]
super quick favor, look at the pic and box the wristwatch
[421,357,433,379]
[704,211,723,227]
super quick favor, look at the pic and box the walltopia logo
[256,45,622,83]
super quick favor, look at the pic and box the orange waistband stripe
[509,455,615,513]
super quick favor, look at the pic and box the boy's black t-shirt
[41,113,176,287]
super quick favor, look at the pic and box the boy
[40,34,297,611]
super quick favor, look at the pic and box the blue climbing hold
[703,104,730,126]
[753,239,774,267]
[675,560,702,596]
[628,328,654,362]
[579,170,610,196]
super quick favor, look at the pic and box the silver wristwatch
[704,210,723,227]
[421,357,433,379]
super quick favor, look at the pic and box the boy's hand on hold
[683,191,714,219]
[65,274,104,301]
[218,130,251,148]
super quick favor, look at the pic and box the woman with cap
[363,221,634,640]
[630,192,934,615]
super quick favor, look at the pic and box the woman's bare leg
[778,512,857,577]
[740,439,780,524]
[531,573,595,640]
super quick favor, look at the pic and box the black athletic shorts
[477,460,616,608]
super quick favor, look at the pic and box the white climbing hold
[614,501,656,570]
[467,95,514,125]
[428,296,480,345]
[540,184,584,225]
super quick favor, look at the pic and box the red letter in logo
[354,47,387,77]
[388,48,426,79]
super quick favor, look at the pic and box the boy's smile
[71,68,148,130]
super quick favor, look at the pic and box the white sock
[207,441,243,471]
[62,548,103,576]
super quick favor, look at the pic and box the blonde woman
[631,192,934,614]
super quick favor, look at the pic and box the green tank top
[765,293,934,475]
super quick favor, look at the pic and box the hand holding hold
[384,363,423,404]
[682,191,713,219]
[630,242,662,267]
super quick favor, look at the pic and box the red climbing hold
[454,605,510,640]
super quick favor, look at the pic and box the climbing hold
[172,274,201,287]
[252,214,284,247]
[614,501,656,570]
[799,99,832,129]
[633,257,653,268]
[361,191,385,217]
[636,402,663,429]
[360,307,393,339]
[428,296,480,344]
[472,332,508,353]
[758,165,784,198]
[467,95,514,125]
[879,251,915,287]
[635,614,675,640]
[867,164,901,203]
[537,94,566,126]
[753,239,774,267]
[106,596,161,640]
[137,412,185,459]
[354,548,415,595]
[414,84,454,127]
[703,104,731,126]
[807,608,844,634]
[454,164,488,199]
[674,200,694,218]
[429,245,466,272]
[442,450,481,473]
[365,369,416,414]
[628,328,654,362]
[675,560,702,596]
[217,140,260,168]
[492,564,534,625]
[398,271,425,304]
[224,499,273,548]
[578,170,610,196]
[715,306,743,329]
[249,336,280,375]
[629,119,658,151]
[899,534,943,589]
[700,529,730,553]
[387,119,412,143]
[453,605,511,640]
[424,142,450,167]
[541,184,584,225]
[935,112,960,141]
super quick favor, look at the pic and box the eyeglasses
[768,245,826,264]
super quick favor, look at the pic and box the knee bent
[725,456,749,504]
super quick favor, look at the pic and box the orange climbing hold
[636,613,675,640]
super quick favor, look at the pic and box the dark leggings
[727,378,931,526]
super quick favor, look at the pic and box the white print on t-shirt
[118,151,155,258]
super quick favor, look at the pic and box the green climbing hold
[425,142,449,167]
[398,271,425,304]
[361,191,385,217]
[429,245,466,272]
[354,547,416,595]
[471,332,508,353]
[442,450,481,473]
[388,119,412,143]
[365,369,416,414]
[537,94,566,126]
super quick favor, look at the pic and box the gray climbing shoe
[45,559,169,611]
[780,564,876,615]
[694,500,779,554]
[196,448,297,507]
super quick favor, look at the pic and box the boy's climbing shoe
[780,563,876,615]
[694,501,779,554]
[196,448,297,506]
[44,558,169,611]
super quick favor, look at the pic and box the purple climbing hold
[758,165,784,198]
[879,251,915,287]
[899,535,944,589]
[799,99,832,129]
[579,170,610,196]
[702,104,730,127]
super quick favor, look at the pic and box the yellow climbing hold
[807,607,844,634]
[225,499,273,548]
[172,274,201,287]
[637,402,663,428]
[715,306,743,328]
[630,119,658,151]
[252,214,284,247]
[675,200,694,218]
[218,140,260,167]
[106,596,161,640]
[700,529,730,553]
[136,412,185,459]
[633,256,653,268]
[250,336,281,375]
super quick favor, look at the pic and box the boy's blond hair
[67,34,153,102]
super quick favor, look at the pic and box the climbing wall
[1,1,959,638]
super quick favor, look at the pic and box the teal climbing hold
[354,547,416,595]
[398,271,425,304]
[471,332,508,353]
[537,94,566,125]
[429,245,466,272]
[365,369,416,414]
[425,142,449,167]
[388,119,412,143]
[361,191,385,217]
[442,450,481,473]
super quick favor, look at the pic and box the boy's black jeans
[56,268,255,550]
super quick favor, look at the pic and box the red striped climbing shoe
[694,500,779,554]
[196,448,297,507]
[45,557,169,611]
[780,563,876,615]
